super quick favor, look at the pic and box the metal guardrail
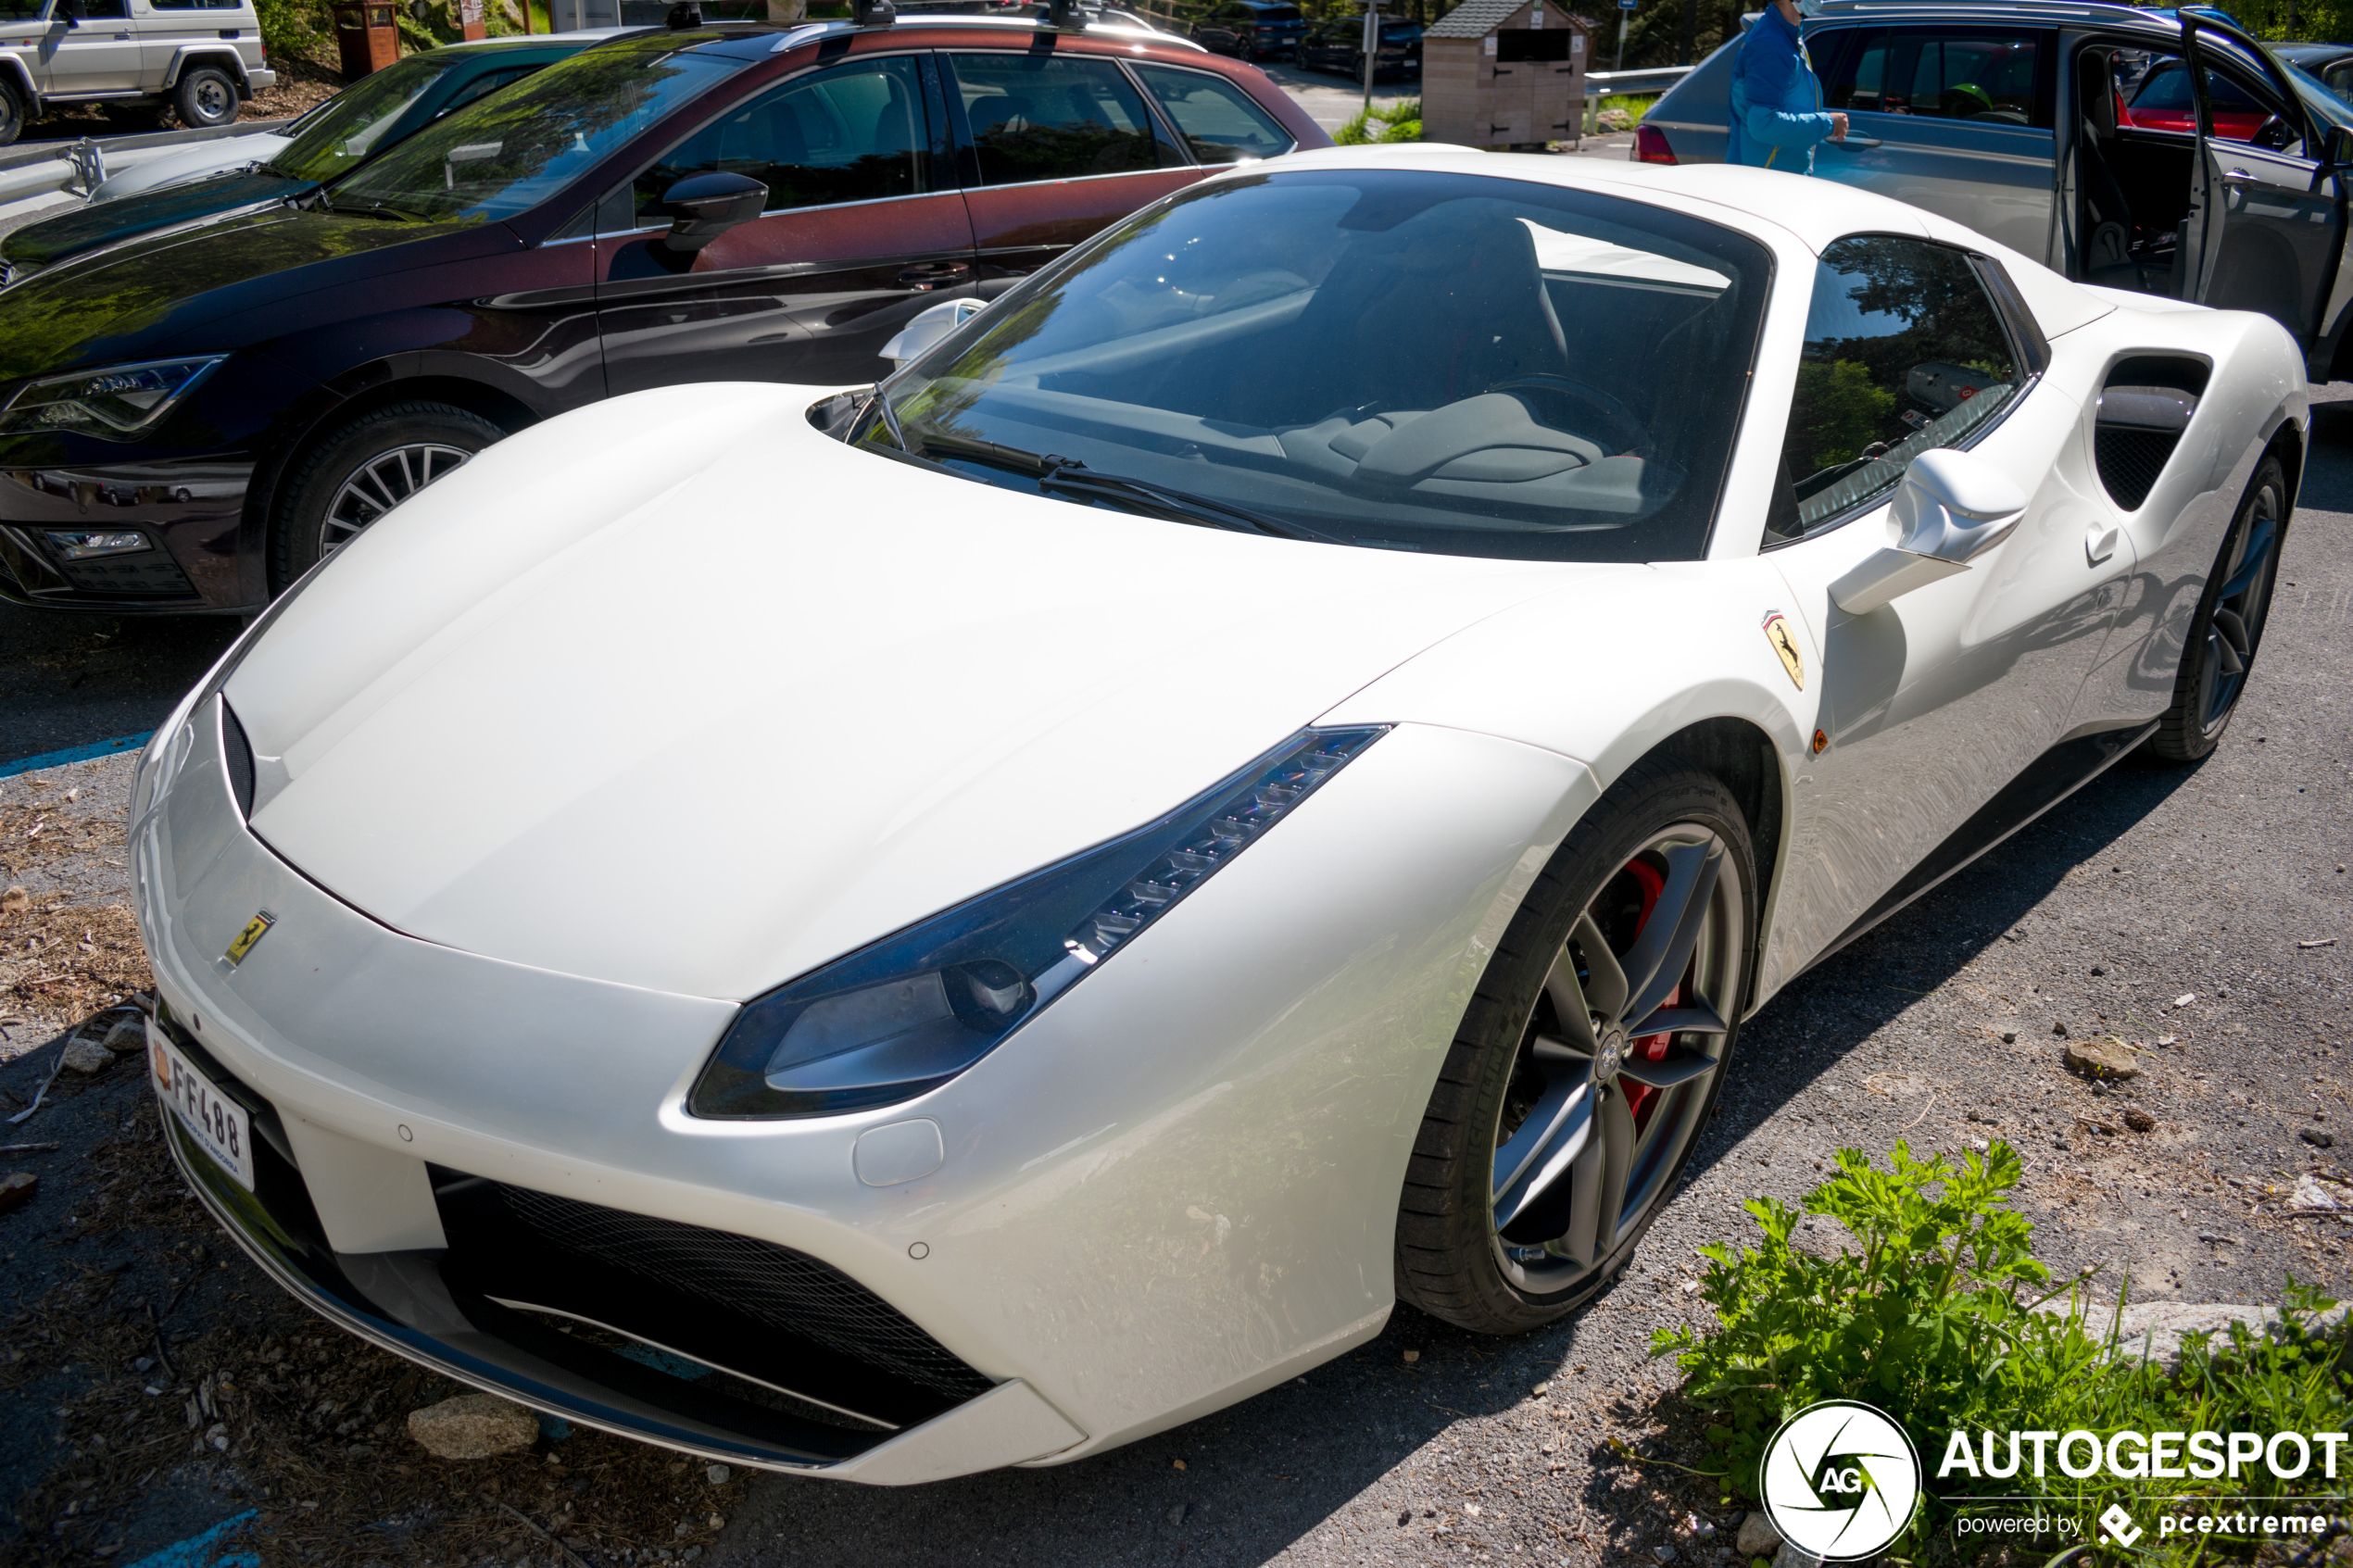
[1579,63,1692,135]
[0,118,291,225]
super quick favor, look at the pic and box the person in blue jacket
[1728,0,1849,173]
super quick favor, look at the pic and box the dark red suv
[0,17,1324,613]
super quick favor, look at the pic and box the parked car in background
[3,32,618,279]
[2269,40,2353,105]
[86,31,626,205]
[1638,0,2353,381]
[0,15,1324,613]
[1295,13,1421,79]
[1189,0,1304,61]
[0,0,273,144]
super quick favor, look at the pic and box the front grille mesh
[2095,426,2178,512]
[493,1184,991,1399]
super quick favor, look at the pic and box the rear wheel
[2151,455,2287,761]
[271,401,505,590]
[172,66,238,130]
[1395,761,1755,1335]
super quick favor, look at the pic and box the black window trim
[938,44,1194,191]
[1116,57,1298,167]
[1822,20,2061,133]
[587,45,953,239]
[1758,231,2045,552]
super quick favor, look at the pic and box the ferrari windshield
[325,35,751,223]
[864,169,1774,562]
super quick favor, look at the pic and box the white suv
[0,0,274,144]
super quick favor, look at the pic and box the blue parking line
[0,731,151,780]
[123,1509,258,1568]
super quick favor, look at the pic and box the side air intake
[2093,356,2208,512]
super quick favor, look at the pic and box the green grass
[1653,1141,2353,1564]
[1335,96,1420,144]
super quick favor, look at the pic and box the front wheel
[1396,760,1755,1335]
[2150,454,2287,761]
[0,79,24,147]
[172,65,238,129]
[271,401,506,590]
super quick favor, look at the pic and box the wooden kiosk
[1422,0,1590,151]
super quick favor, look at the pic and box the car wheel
[1396,759,1755,1335]
[0,78,23,147]
[2150,454,2287,761]
[172,65,238,130]
[271,401,505,590]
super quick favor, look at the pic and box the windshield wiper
[1036,466,1313,540]
[873,420,1313,540]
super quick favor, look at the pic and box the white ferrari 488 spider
[130,146,2304,1483]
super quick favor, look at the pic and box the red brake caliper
[1617,859,1676,1128]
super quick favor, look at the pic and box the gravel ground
[0,397,2347,1563]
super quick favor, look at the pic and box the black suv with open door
[1639,0,2353,382]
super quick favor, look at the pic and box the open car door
[2181,10,2345,356]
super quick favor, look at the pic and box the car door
[2182,27,2339,351]
[1817,24,2059,260]
[593,50,979,395]
[44,0,139,91]
[132,0,234,92]
[1758,233,2133,962]
[942,47,1199,301]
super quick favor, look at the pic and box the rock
[2000,1030,2018,1044]
[1167,1503,1188,1525]
[1737,1512,1782,1557]
[2033,1300,2350,1368]
[0,1172,36,1213]
[2053,1022,2070,1037]
[2064,1038,2142,1079]
[705,1463,730,1485]
[2304,1129,2336,1148]
[60,1036,112,1075]
[406,1393,538,1460]
[2125,1108,2157,1133]
[1654,1547,1680,1564]
[1,886,28,917]
[1775,1544,1824,1568]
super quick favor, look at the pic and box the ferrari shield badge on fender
[224,910,275,967]
[1762,610,1805,691]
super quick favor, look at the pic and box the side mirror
[881,296,987,369]
[657,171,767,256]
[1829,446,2030,615]
[2324,125,2353,169]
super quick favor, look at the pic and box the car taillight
[1634,123,1677,164]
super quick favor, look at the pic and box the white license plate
[149,1017,255,1191]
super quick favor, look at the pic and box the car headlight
[688,724,1389,1120]
[0,356,228,442]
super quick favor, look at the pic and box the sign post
[1363,0,1381,114]
[1616,0,1632,71]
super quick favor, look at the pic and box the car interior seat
[2077,49,2179,295]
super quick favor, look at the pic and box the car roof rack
[756,7,1202,45]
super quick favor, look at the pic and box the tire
[271,401,506,591]
[172,65,239,130]
[2150,454,2288,761]
[1395,759,1756,1336]
[0,79,24,148]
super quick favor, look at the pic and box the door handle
[2221,169,2263,184]
[896,261,971,291]
[2084,521,2120,566]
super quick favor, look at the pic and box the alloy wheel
[2195,474,2283,737]
[1488,823,1743,1294]
[319,443,472,556]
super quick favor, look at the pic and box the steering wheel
[1484,373,1652,457]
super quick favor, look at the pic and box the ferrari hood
[221,383,1602,1000]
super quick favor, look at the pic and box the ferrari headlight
[688,725,1389,1120]
[0,356,227,442]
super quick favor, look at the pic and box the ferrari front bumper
[132,690,1595,1477]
